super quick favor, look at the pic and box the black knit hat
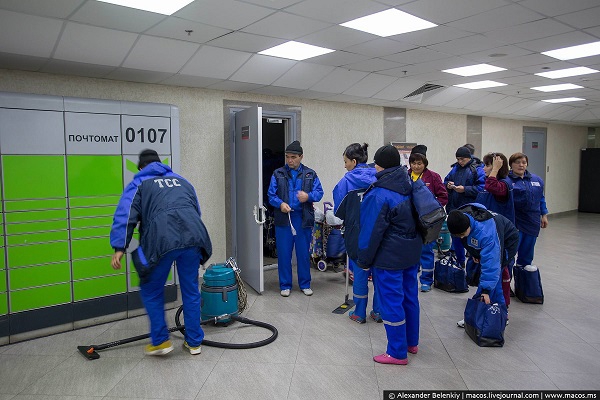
[447,210,471,235]
[411,144,427,157]
[373,145,400,169]
[285,140,303,155]
[455,146,472,159]
[138,149,161,170]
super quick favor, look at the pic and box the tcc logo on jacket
[154,178,181,188]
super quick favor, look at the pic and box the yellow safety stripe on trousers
[383,319,406,326]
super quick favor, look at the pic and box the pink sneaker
[373,353,408,365]
[408,346,418,354]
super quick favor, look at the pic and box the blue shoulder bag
[464,296,508,347]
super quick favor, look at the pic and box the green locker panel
[71,226,110,240]
[7,241,70,268]
[9,262,71,290]
[70,195,120,207]
[70,206,115,218]
[71,237,111,260]
[7,230,69,246]
[0,294,7,315]
[3,156,66,200]
[10,283,71,312]
[6,220,69,235]
[73,257,112,280]
[4,198,67,212]
[0,270,6,292]
[0,247,4,269]
[73,274,126,301]
[70,216,113,229]
[5,209,68,224]
[67,155,123,197]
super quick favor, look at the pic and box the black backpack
[411,178,446,244]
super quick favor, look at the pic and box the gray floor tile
[195,362,294,400]
[458,369,558,390]
[219,333,301,364]
[288,364,380,400]
[302,313,371,337]
[503,316,586,343]
[20,356,140,397]
[545,372,600,390]
[556,318,600,343]
[375,366,468,390]
[235,310,306,336]
[0,354,69,395]
[296,334,374,366]
[249,294,310,314]
[0,395,14,400]
[442,337,542,372]
[516,340,600,374]
[11,396,101,400]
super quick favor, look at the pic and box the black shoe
[510,288,516,297]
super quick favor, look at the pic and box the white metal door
[234,106,265,293]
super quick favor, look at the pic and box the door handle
[253,205,267,225]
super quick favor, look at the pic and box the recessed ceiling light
[454,81,507,89]
[531,84,584,92]
[442,64,506,77]
[542,97,585,103]
[542,41,600,60]
[95,0,194,15]
[340,9,437,37]
[259,41,334,61]
[535,67,599,79]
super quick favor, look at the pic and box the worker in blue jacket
[357,145,422,365]
[110,149,212,356]
[507,152,549,267]
[444,146,486,267]
[332,142,380,324]
[447,207,505,327]
[268,141,324,297]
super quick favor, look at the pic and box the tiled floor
[0,212,599,399]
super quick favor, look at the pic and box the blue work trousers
[140,247,203,347]
[275,211,312,290]
[418,241,436,286]
[516,232,537,266]
[351,259,380,320]
[372,265,420,360]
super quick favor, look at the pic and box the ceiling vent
[402,83,445,103]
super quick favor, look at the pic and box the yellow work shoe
[144,340,173,356]
[183,341,202,355]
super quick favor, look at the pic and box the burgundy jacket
[409,168,448,207]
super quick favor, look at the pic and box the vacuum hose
[174,305,278,349]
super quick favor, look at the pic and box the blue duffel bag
[326,228,346,259]
[464,296,508,347]
[433,251,468,293]
[513,264,544,304]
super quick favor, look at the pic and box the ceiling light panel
[531,83,584,92]
[259,41,334,61]
[442,63,507,76]
[542,97,585,103]
[535,66,599,79]
[340,9,437,37]
[542,41,600,60]
[454,80,507,89]
[95,0,194,15]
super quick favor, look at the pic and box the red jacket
[409,168,448,207]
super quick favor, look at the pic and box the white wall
[0,69,589,262]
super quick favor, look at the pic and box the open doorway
[262,117,287,268]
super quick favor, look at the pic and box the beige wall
[0,69,589,261]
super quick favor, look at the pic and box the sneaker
[301,288,313,296]
[373,353,408,365]
[457,319,465,328]
[280,289,290,297]
[144,340,173,356]
[408,345,418,354]
[348,311,366,324]
[420,284,431,292]
[369,310,383,323]
[183,341,202,355]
